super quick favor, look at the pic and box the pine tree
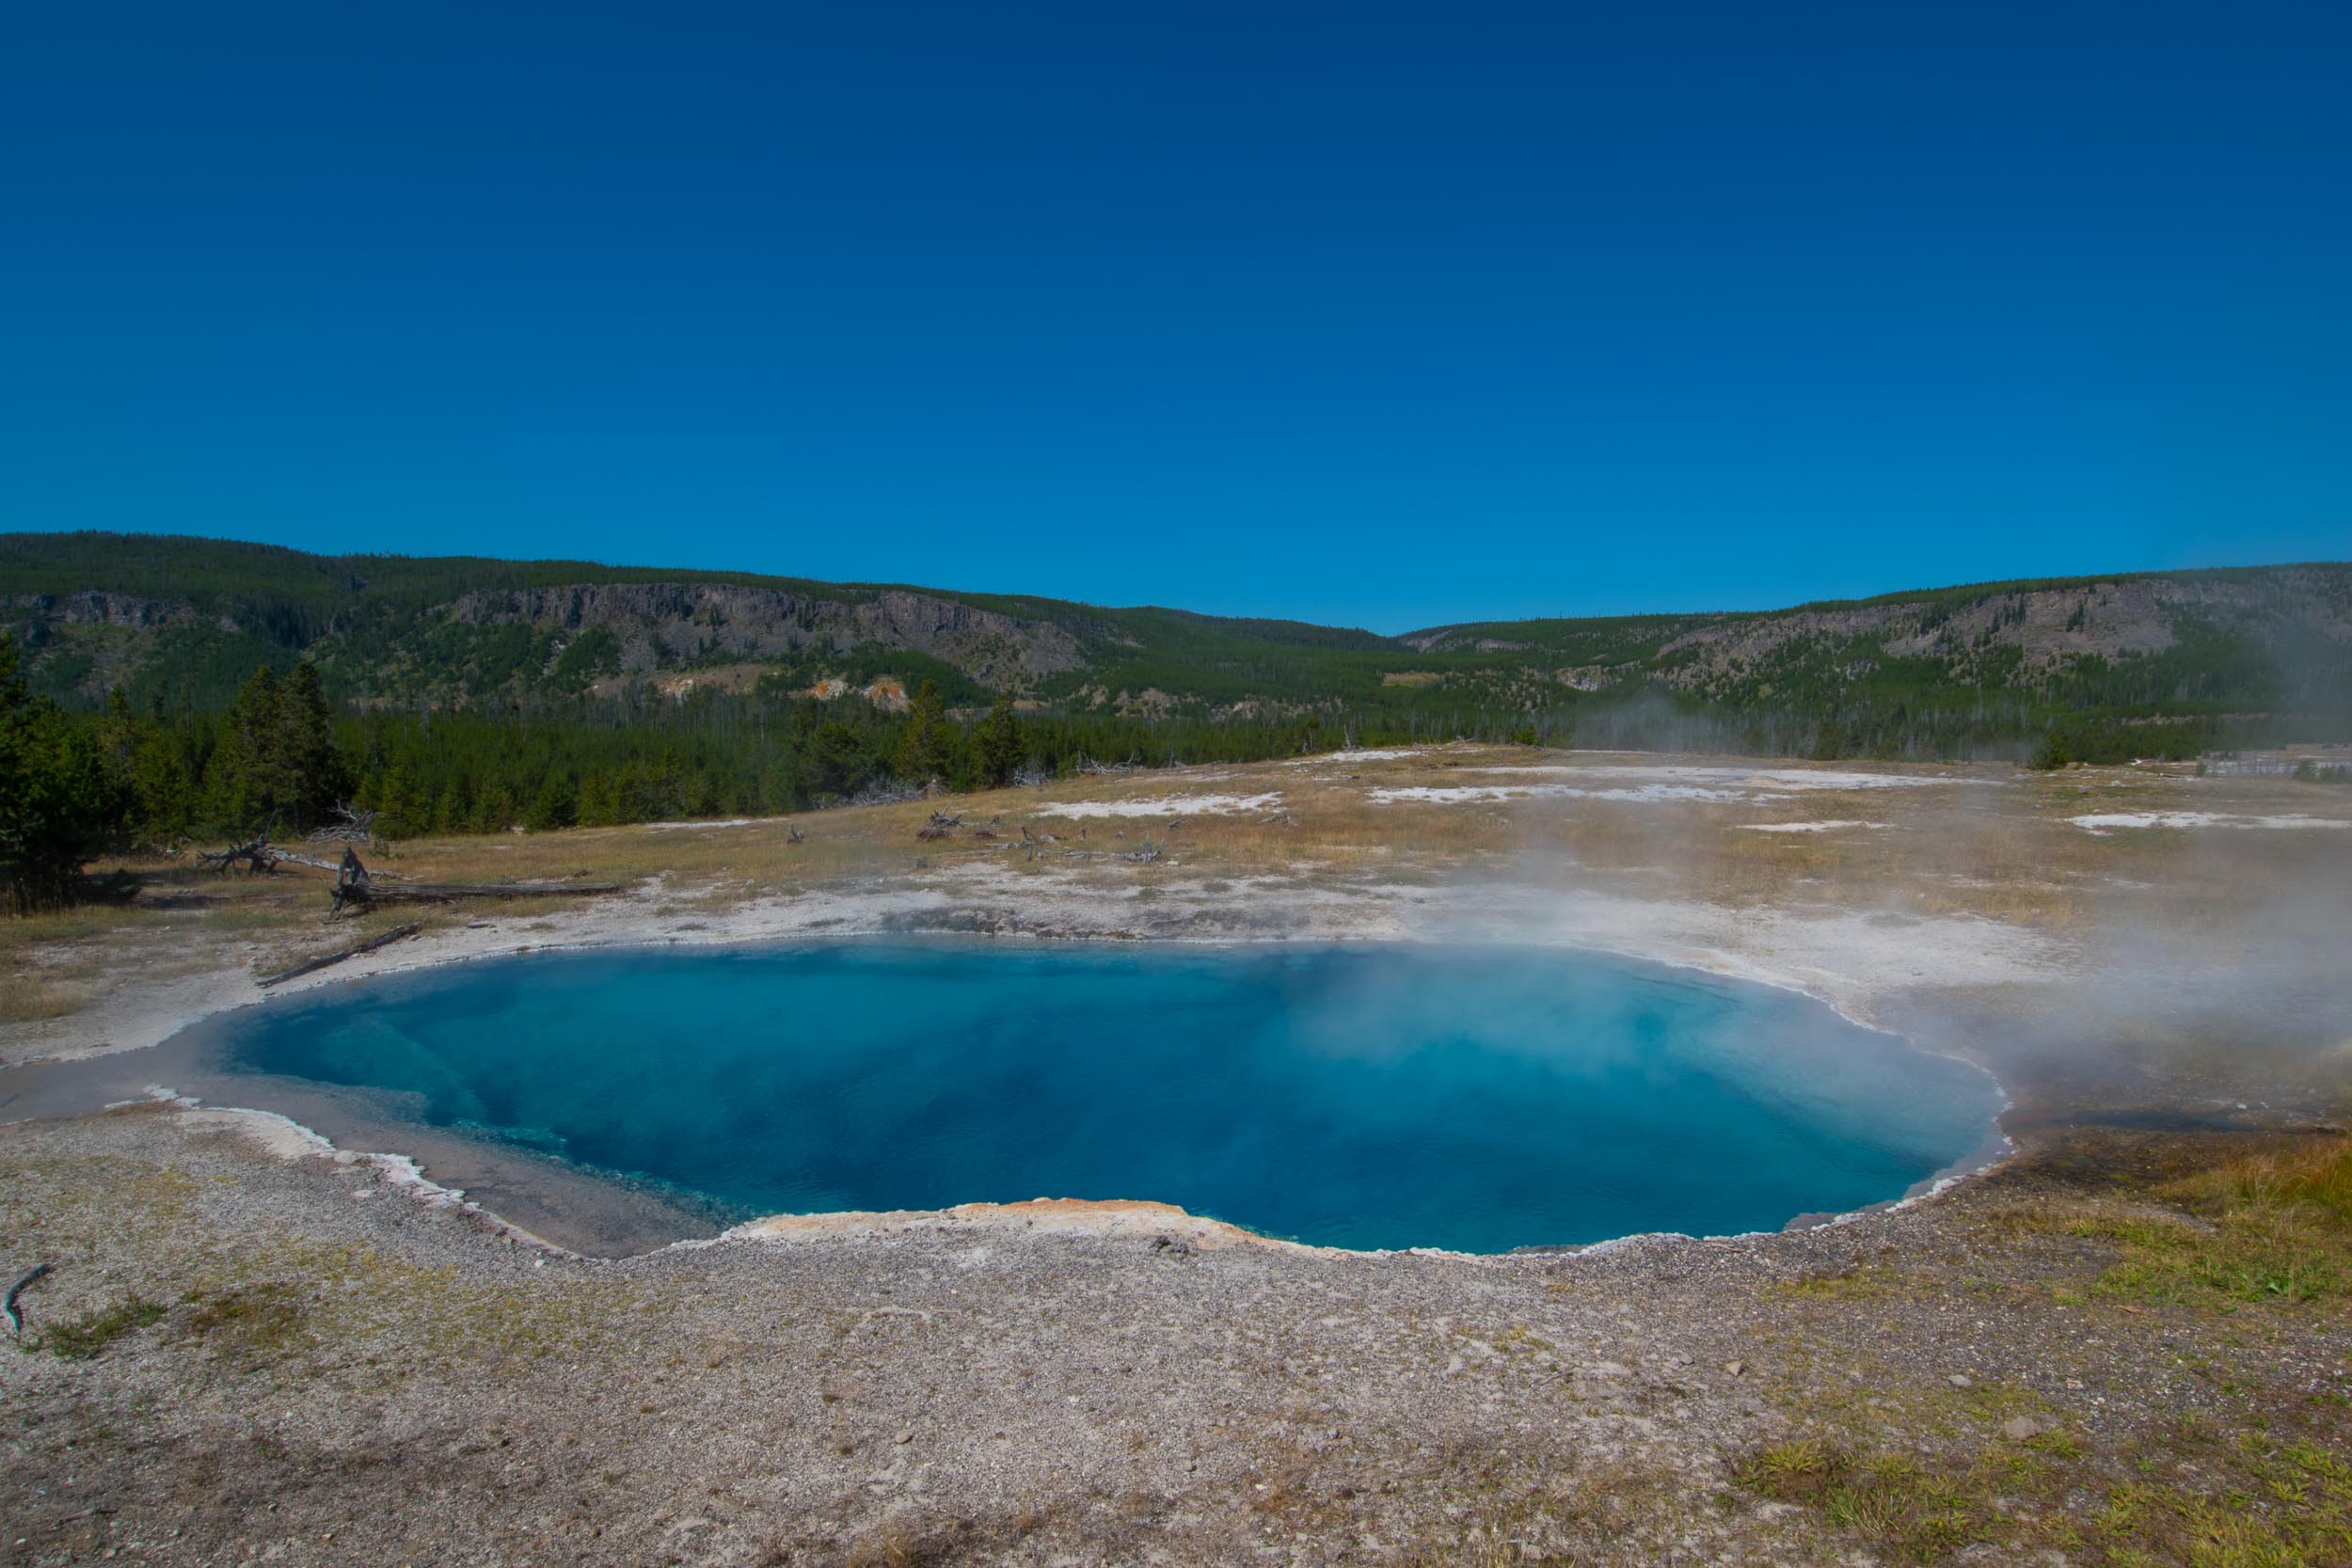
[528,771,578,831]
[973,694,1025,788]
[897,681,950,783]
[271,661,342,830]
[0,635,127,911]
[576,770,617,828]
[127,727,195,846]
[205,666,282,831]
[367,762,417,837]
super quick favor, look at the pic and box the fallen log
[327,847,618,916]
[401,882,616,899]
[259,921,423,988]
[199,836,275,874]
[263,847,352,874]
[201,837,397,878]
[334,880,621,914]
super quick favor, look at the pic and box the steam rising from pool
[191,943,2000,1252]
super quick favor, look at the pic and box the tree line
[10,614,2344,911]
[3,631,1440,908]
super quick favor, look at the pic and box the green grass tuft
[40,1295,165,1359]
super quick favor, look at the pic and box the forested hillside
[3,531,2348,872]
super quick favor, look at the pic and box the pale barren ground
[3,745,2349,1567]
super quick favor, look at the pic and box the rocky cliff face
[442,581,1087,684]
[5,538,2344,721]
[6,591,197,630]
[1661,572,2347,692]
[1406,569,2352,700]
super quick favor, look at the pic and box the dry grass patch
[1737,1426,2352,1567]
[1766,1261,1904,1303]
[2085,1136,2352,1307]
[186,1280,312,1368]
[1986,1136,2352,1309]
[0,973,81,1022]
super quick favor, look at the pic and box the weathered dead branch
[1117,819,1181,862]
[198,836,274,874]
[200,837,363,877]
[849,779,927,807]
[304,800,378,844]
[6,1262,54,1339]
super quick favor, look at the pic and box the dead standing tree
[1124,818,1181,863]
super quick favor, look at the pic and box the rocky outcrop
[1651,572,2351,694]
[1402,568,2352,703]
[5,591,191,628]
[443,582,1087,684]
[7,543,2344,714]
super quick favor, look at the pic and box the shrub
[2026,732,2072,770]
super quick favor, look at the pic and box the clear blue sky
[4,3,2346,632]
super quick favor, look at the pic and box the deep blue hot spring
[188,942,2000,1252]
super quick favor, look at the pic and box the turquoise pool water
[191,942,2000,1252]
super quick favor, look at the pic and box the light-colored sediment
[2067,810,2352,833]
[723,1196,1327,1254]
[1030,792,1285,817]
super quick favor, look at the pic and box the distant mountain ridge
[4,532,2347,756]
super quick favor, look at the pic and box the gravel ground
[3,1101,2345,1567]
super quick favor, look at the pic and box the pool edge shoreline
[80,927,2018,1264]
